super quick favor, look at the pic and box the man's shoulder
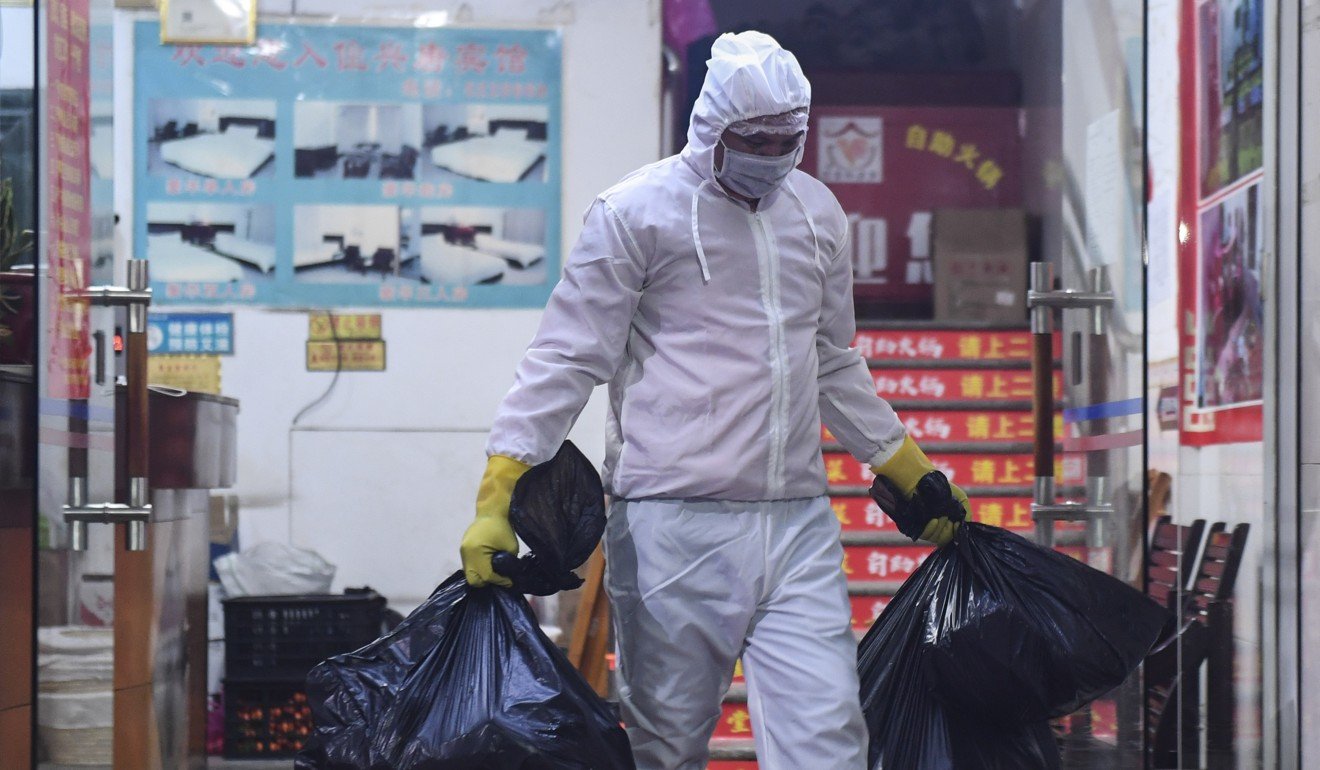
[787,169,843,213]
[598,156,692,212]
[786,169,848,237]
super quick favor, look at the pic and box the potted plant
[0,176,36,365]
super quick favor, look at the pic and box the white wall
[1145,0,1181,483]
[294,102,338,147]
[113,0,665,610]
[331,103,422,153]
[0,8,35,89]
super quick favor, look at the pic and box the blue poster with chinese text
[133,21,561,308]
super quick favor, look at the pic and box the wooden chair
[567,544,611,698]
[369,248,395,275]
[1145,521,1249,769]
[1146,515,1207,630]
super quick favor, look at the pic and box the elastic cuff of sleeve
[865,433,908,471]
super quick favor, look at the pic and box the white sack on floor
[214,541,336,597]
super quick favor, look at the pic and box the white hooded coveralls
[487,31,905,770]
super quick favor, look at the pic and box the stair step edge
[708,738,758,760]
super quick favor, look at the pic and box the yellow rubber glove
[872,435,971,546]
[461,455,531,587]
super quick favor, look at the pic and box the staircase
[706,321,1076,769]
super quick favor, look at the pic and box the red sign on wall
[801,106,1022,309]
[714,703,754,740]
[871,369,1061,402]
[852,329,1051,362]
[824,451,1085,489]
[823,410,1063,445]
[850,594,892,630]
[843,545,934,581]
[831,494,1068,535]
[830,495,892,533]
[45,0,92,400]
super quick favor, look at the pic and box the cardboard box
[932,208,1029,322]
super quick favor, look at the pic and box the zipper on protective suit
[749,210,791,498]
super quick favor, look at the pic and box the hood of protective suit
[681,31,812,181]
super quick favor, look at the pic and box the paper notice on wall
[1147,191,1176,307]
[148,354,222,393]
[1084,110,1124,269]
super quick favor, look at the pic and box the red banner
[852,329,1057,362]
[832,494,1075,534]
[714,702,755,740]
[801,106,1022,308]
[831,496,893,533]
[825,452,1085,489]
[871,369,1060,402]
[850,594,892,631]
[1090,699,1118,742]
[709,763,759,770]
[843,545,934,582]
[824,410,1061,445]
[45,0,93,400]
[845,545,1086,585]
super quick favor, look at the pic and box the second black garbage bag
[859,473,1168,769]
[295,442,634,770]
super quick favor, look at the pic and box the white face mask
[716,142,799,199]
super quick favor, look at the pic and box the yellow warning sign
[306,340,387,372]
[308,313,382,341]
[148,355,222,394]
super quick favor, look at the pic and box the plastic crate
[223,590,385,681]
[222,680,313,759]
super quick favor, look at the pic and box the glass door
[26,0,210,765]
[1,1,40,764]
[1019,0,1150,764]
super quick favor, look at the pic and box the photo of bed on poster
[146,202,276,290]
[133,21,562,308]
[148,99,277,181]
[420,104,549,184]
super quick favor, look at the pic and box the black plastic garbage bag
[492,441,606,596]
[859,473,1168,769]
[920,522,1168,725]
[858,536,1063,770]
[296,441,633,770]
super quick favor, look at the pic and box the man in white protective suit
[460,31,971,770]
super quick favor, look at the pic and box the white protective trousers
[603,497,867,770]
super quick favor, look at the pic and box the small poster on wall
[1178,0,1264,444]
[133,21,562,309]
[159,0,256,45]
